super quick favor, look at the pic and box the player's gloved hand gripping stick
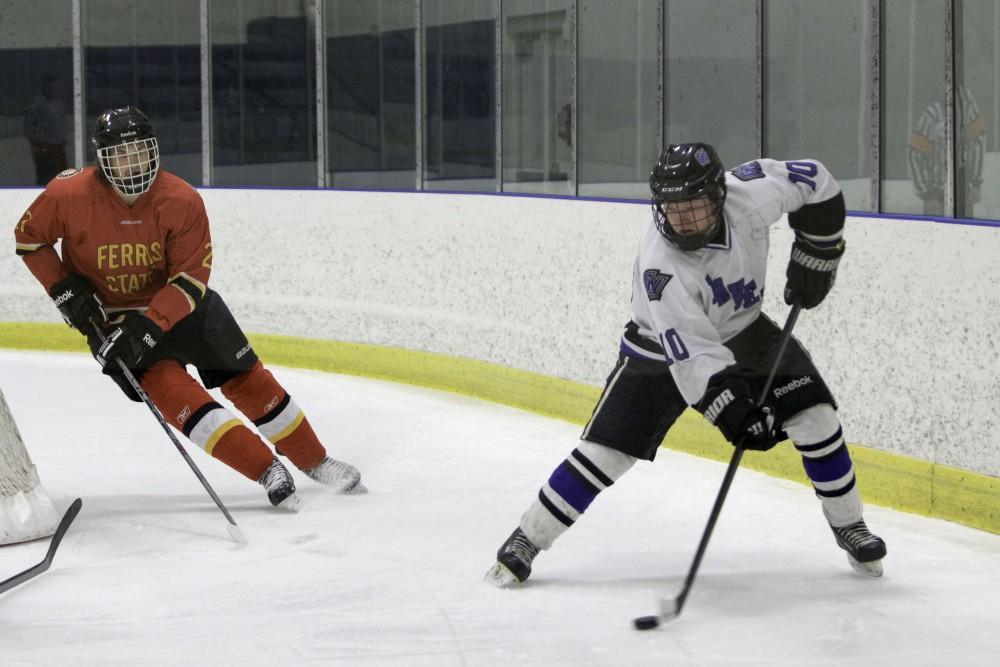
[633,305,802,630]
[91,319,246,544]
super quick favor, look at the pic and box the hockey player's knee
[221,361,284,418]
[782,403,840,448]
[140,360,212,428]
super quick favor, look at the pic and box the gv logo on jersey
[643,269,673,301]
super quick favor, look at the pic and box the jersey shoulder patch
[729,160,765,181]
[643,269,673,301]
[56,168,82,179]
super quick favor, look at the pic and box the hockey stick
[92,324,246,544]
[633,305,802,630]
[0,498,82,596]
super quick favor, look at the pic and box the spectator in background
[907,87,985,216]
[23,76,69,186]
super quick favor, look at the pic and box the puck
[633,615,660,631]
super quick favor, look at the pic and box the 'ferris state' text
[97,242,164,294]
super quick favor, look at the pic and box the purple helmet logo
[694,147,710,166]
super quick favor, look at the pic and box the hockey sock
[140,360,274,480]
[519,440,637,550]
[782,403,863,527]
[221,361,326,471]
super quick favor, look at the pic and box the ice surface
[1,350,998,666]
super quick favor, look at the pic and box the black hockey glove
[699,378,777,451]
[96,312,163,370]
[784,237,845,309]
[49,274,107,332]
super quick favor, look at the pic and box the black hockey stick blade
[632,597,680,630]
[0,498,82,596]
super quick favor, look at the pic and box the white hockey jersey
[621,158,842,405]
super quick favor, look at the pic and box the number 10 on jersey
[658,328,690,366]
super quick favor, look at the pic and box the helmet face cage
[650,143,727,250]
[92,106,159,197]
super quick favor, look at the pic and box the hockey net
[1,387,59,544]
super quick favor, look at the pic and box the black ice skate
[831,519,886,577]
[485,528,540,588]
[258,458,302,511]
[302,456,366,494]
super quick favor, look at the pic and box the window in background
[577,0,657,199]
[325,0,415,190]
[882,0,948,216]
[85,0,201,186]
[211,1,315,187]
[0,2,73,186]
[765,0,873,211]
[501,0,573,195]
[423,0,495,191]
[664,1,756,174]
[957,1,994,220]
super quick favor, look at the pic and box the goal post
[0,388,59,545]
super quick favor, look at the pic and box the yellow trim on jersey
[203,418,243,456]
[1,321,997,536]
[16,242,44,253]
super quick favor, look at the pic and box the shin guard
[140,360,274,480]
[221,361,326,471]
[783,403,863,527]
[520,440,637,550]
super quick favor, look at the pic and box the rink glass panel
[83,0,201,186]
[663,1,757,181]
[576,0,658,200]
[500,0,574,196]
[422,0,496,192]
[324,0,416,190]
[0,3,73,186]
[765,0,874,212]
[210,0,316,187]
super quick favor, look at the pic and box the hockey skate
[485,528,540,588]
[831,519,886,577]
[302,456,366,494]
[258,458,302,511]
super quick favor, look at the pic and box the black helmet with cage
[649,143,727,250]
[92,106,159,197]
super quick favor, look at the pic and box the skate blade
[340,479,368,495]
[276,492,303,512]
[484,562,520,588]
[848,555,883,577]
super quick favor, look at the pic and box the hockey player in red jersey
[14,106,364,509]
[486,143,886,586]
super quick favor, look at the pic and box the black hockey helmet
[92,105,159,197]
[649,143,727,250]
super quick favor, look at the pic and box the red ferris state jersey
[14,166,211,332]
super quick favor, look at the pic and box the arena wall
[2,186,997,532]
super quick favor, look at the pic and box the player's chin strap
[89,320,247,545]
[633,305,802,630]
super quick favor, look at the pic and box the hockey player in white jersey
[486,143,886,587]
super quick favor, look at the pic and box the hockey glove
[784,237,845,309]
[49,274,107,332]
[699,378,777,451]
[96,312,163,370]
